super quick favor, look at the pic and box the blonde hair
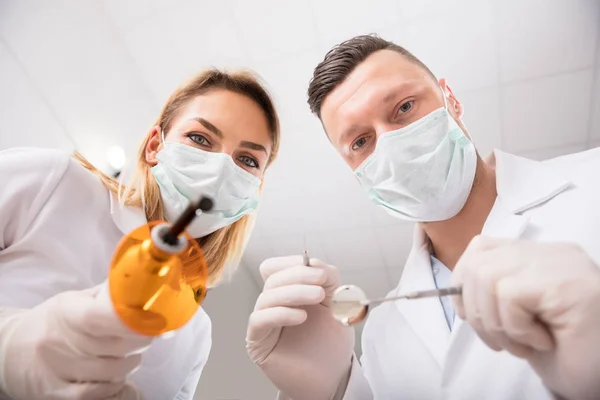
[75,69,280,286]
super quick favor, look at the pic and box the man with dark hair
[247,35,600,399]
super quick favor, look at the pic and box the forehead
[321,50,437,127]
[173,90,273,147]
[177,89,260,117]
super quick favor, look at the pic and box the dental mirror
[331,284,463,326]
[331,285,370,326]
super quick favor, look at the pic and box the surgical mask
[151,136,261,238]
[354,94,477,222]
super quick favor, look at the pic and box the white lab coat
[0,148,211,400]
[343,148,600,400]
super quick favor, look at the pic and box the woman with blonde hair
[0,69,280,400]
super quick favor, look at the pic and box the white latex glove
[246,256,354,400]
[0,283,152,400]
[451,236,600,400]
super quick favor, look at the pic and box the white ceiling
[1,0,600,331]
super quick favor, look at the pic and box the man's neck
[421,160,497,270]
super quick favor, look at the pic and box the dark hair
[307,34,436,118]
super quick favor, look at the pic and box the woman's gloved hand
[452,237,600,400]
[0,283,152,400]
[246,256,354,400]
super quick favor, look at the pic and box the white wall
[195,266,277,400]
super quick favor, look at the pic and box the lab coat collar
[109,192,148,235]
[490,149,572,215]
[446,150,573,368]
[394,150,573,369]
[395,227,451,368]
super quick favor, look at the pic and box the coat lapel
[395,227,450,367]
[446,149,573,367]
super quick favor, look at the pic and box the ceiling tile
[260,232,329,262]
[514,144,588,161]
[118,12,185,102]
[0,1,156,170]
[496,0,599,82]
[374,223,415,270]
[339,268,392,299]
[254,126,377,236]
[310,0,403,52]
[591,69,600,142]
[0,42,73,152]
[394,0,498,92]
[250,50,324,130]
[229,0,319,62]
[120,1,246,103]
[458,86,502,157]
[166,2,248,75]
[316,227,387,270]
[501,69,593,153]
[396,0,480,21]
[241,231,274,277]
[102,0,155,32]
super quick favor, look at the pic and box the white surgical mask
[151,136,261,238]
[354,94,477,222]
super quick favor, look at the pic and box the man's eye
[351,137,368,151]
[397,100,414,115]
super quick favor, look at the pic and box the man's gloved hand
[452,237,600,400]
[246,256,354,400]
[0,283,152,400]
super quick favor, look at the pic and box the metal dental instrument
[303,249,310,267]
[331,284,463,326]
[302,236,310,266]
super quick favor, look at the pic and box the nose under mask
[151,137,261,238]
[353,95,477,222]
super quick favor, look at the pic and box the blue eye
[187,133,210,147]
[351,136,368,151]
[397,100,414,115]
[239,155,259,169]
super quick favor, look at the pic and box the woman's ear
[145,126,162,166]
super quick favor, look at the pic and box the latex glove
[451,236,600,400]
[0,283,152,400]
[246,256,354,400]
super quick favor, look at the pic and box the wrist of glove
[452,237,600,400]
[247,256,354,400]
[0,283,151,400]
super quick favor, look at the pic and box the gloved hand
[246,256,354,400]
[451,236,600,400]
[0,283,152,400]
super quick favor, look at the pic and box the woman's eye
[239,155,259,169]
[187,133,210,147]
[397,100,414,115]
[351,136,368,151]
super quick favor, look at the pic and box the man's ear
[439,78,464,119]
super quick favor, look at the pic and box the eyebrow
[188,117,223,138]
[240,140,268,155]
[337,80,424,147]
[188,117,268,155]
